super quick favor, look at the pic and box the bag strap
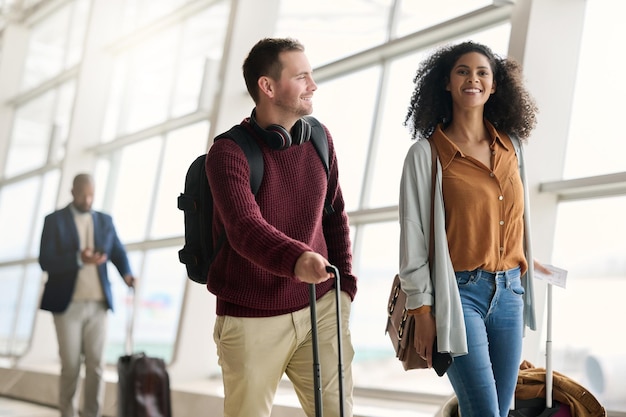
[427,137,438,266]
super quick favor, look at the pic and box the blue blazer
[39,205,132,313]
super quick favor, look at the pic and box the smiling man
[205,38,357,417]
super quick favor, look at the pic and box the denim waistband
[471,266,521,282]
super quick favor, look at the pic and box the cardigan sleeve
[398,140,434,309]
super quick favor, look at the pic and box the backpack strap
[304,116,329,175]
[209,126,265,266]
[303,116,334,215]
[215,125,264,195]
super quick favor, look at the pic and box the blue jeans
[446,267,524,417]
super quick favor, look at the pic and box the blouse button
[489,172,495,178]
[498,195,503,201]
[499,220,505,226]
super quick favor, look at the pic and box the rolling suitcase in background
[117,288,172,417]
[309,265,346,417]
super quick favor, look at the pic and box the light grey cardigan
[398,136,537,357]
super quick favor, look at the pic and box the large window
[0,0,228,363]
[564,0,626,179]
[550,197,626,411]
[547,1,626,411]
[0,0,86,360]
[95,0,229,362]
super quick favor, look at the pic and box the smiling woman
[399,40,539,417]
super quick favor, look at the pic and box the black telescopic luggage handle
[309,264,345,417]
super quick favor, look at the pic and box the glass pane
[6,80,75,177]
[150,122,209,239]
[50,80,77,163]
[123,28,178,134]
[275,0,394,67]
[5,90,54,177]
[0,262,40,357]
[20,2,71,89]
[94,158,111,210]
[312,66,382,212]
[65,0,91,67]
[395,0,492,38]
[365,54,423,209]
[105,248,185,363]
[12,263,43,356]
[0,265,23,355]
[134,247,185,360]
[106,137,162,242]
[170,3,229,117]
[100,61,127,142]
[120,0,188,35]
[564,1,626,178]
[104,2,230,140]
[102,29,179,140]
[448,24,511,58]
[351,222,454,396]
[29,170,61,258]
[550,196,626,412]
[0,177,40,261]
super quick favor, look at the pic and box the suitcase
[309,265,345,417]
[117,288,172,417]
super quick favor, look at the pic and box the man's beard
[275,98,312,118]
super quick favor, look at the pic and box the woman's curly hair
[404,41,538,141]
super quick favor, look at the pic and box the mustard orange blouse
[432,121,527,276]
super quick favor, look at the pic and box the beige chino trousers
[214,290,354,417]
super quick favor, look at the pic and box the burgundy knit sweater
[205,119,357,317]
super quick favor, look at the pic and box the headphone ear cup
[249,110,290,149]
[248,109,311,149]
[291,118,312,146]
[265,124,292,149]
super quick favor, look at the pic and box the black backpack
[177,117,331,284]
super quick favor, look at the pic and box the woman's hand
[533,259,551,275]
[413,312,437,368]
